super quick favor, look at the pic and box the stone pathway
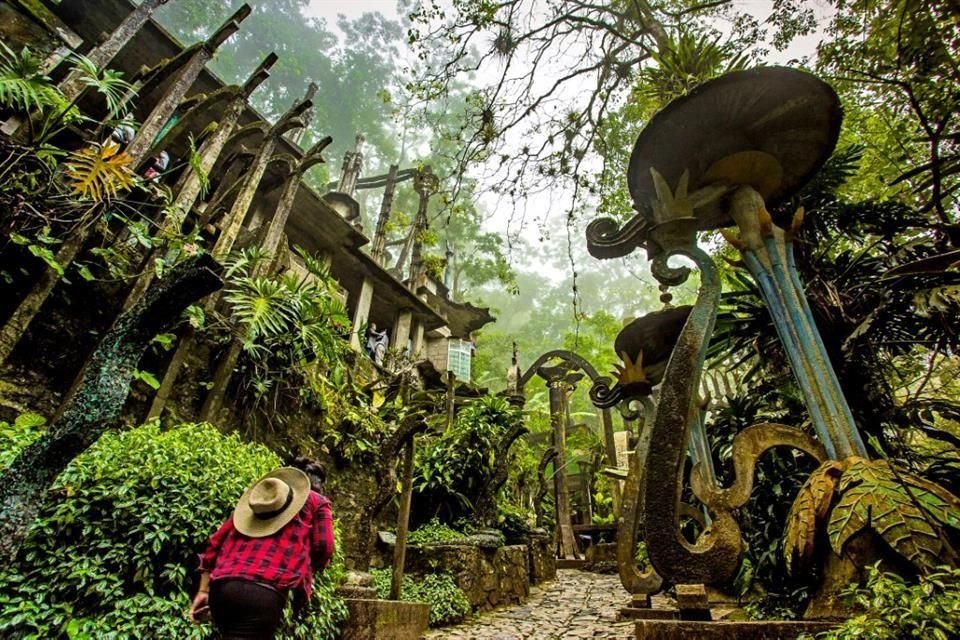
[425,569,665,639]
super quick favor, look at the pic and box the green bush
[414,395,522,523]
[0,412,46,470]
[799,565,960,640]
[496,502,533,543]
[371,569,471,627]
[407,519,468,545]
[0,421,347,639]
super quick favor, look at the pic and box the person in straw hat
[188,466,335,639]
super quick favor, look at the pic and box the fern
[0,42,64,113]
[64,141,137,201]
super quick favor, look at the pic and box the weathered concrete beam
[125,5,249,164]
[58,0,170,102]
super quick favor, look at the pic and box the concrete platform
[620,606,678,620]
[556,558,588,569]
[635,619,839,639]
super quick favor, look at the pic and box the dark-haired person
[188,467,335,639]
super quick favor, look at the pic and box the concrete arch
[519,349,602,389]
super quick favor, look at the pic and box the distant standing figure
[109,123,135,148]
[142,150,169,182]
[189,467,335,639]
[365,322,389,366]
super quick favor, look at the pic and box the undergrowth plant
[0,412,46,471]
[799,565,960,640]
[0,421,346,640]
[212,248,352,434]
[370,569,471,627]
[414,395,522,523]
[407,519,468,545]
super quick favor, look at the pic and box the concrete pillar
[349,277,375,351]
[600,407,622,517]
[370,164,398,265]
[394,166,438,280]
[410,319,425,359]
[337,134,365,197]
[392,310,413,355]
[126,5,250,165]
[551,379,579,559]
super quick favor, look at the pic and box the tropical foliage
[370,569,471,627]
[0,421,346,640]
[0,412,46,471]
[211,248,352,432]
[413,395,523,524]
[800,565,960,640]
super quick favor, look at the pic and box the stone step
[620,606,678,620]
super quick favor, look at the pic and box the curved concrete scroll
[691,423,827,510]
[641,247,743,584]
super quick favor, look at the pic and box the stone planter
[527,531,556,585]
[341,599,430,640]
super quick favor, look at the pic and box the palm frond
[0,42,64,113]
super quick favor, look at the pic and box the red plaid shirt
[199,491,334,598]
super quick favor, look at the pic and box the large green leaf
[828,458,960,570]
[784,460,843,574]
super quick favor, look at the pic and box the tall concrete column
[337,134,365,196]
[392,310,413,355]
[126,5,250,165]
[394,166,438,280]
[349,277,375,351]
[600,407,622,516]
[550,377,579,559]
[370,164,398,265]
[410,320,425,359]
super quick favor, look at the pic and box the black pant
[209,579,287,640]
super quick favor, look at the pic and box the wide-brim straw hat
[233,468,310,538]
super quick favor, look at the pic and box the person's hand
[189,591,210,624]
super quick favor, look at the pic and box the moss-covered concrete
[341,598,430,640]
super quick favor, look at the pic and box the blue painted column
[726,187,868,460]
